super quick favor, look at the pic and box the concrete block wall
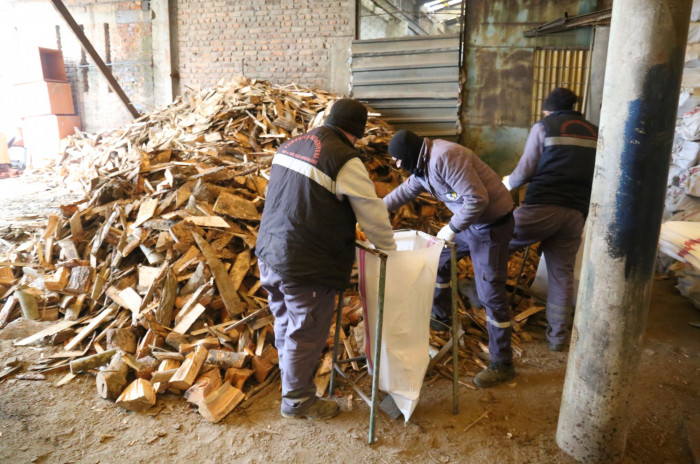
[175,0,355,95]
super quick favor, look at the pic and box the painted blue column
[556,1,692,463]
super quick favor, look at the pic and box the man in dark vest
[506,87,598,352]
[384,130,516,389]
[256,99,396,420]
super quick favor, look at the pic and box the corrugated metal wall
[350,34,461,139]
[531,47,591,124]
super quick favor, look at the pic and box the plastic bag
[357,230,443,422]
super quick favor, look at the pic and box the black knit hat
[543,87,578,111]
[389,130,424,174]
[324,99,368,139]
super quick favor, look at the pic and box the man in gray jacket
[384,130,515,388]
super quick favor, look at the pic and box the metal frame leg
[509,245,531,308]
[449,242,459,415]
[368,257,387,444]
[328,242,388,445]
[328,290,345,398]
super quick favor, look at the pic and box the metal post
[557,1,691,463]
[368,256,387,444]
[449,242,459,415]
[328,291,344,398]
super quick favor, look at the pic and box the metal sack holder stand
[328,238,459,444]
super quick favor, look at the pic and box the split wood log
[64,305,117,351]
[224,367,253,390]
[64,266,92,294]
[169,346,208,390]
[164,331,191,350]
[192,233,245,317]
[179,337,220,354]
[213,192,259,221]
[252,355,274,383]
[123,354,159,379]
[154,269,177,327]
[16,290,40,320]
[96,352,129,400]
[70,348,118,374]
[0,295,17,329]
[184,367,222,406]
[116,378,156,411]
[135,329,164,359]
[152,359,181,393]
[198,382,245,423]
[0,266,15,285]
[150,368,178,385]
[44,267,71,291]
[206,349,248,369]
[106,328,137,354]
[14,318,83,346]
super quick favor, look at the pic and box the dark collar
[323,124,355,148]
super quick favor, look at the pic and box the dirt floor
[0,177,698,464]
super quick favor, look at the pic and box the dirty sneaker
[281,398,340,420]
[473,362,515,388]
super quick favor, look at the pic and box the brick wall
[176,0,355,93]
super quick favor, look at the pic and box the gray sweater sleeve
[336,158,397,251]
[382,175,426,211]
[509,122,545,188]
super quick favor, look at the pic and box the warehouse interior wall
[174,0,356,96]
[460,0,597,175]
[0,0,155,134]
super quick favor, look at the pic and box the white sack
[674,141,700,169]
[681,108,700,141]
[358,230,442,422]
[692,2,700,22]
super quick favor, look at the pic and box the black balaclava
[388,130,424,175]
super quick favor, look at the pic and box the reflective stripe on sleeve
[435,282,451,289]
[486,316,512,329]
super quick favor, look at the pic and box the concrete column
[151,0,173,107]
[557,1,691,463]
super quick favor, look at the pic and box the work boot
[281,397,340,420]
[473,361,515,388]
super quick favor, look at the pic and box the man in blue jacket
[256,99,396,419]
[384,130,515,388]
[506,87,598,352]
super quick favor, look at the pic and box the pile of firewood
[0,77,540,422]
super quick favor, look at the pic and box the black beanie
[389,130,424,174]
[543,87,578,111]
[324,99,368,139]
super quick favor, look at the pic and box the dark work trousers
[509,203,585,345]
[433,216,515,364]
[258,260,337,413]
